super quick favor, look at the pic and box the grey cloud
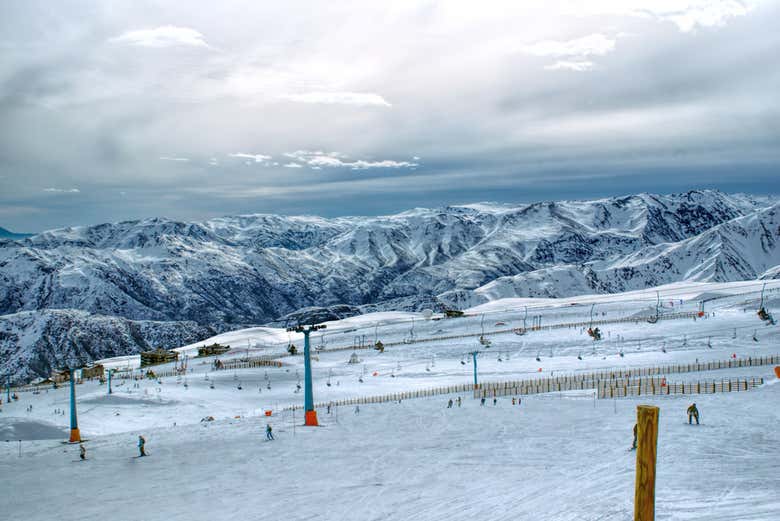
[0,1,778,232]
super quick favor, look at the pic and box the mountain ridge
[1,189,778,381]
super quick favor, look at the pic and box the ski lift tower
[470,351,480,389]
[287,323,327,426]
[67,360,82,443]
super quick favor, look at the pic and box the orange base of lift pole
[69,428,81,443]
[304,410,319,426]
[774,366,780,379]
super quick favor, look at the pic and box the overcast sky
[1,1,778,231]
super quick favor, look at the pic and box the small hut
[140,349,179,367]
[197,343,230,358]
[81,364,104,380]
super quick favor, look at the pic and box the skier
[631,424,637,450]
[687,403,699,425]
[456,397,462,407]
[480,397,486,406]
[354,405,360,414]
[512,397,516,406]
[79,443,86,461]
[266,424,274,441]
[447,399,453,408]
[138,435,146,457]
[493,398,497,406]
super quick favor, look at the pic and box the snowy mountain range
[2,190,779,382]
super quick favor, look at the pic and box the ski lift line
[228,283,780,364]
[301,309,709,355]
[449,321,772,371]
[262,281,780,349]
[257,285,780,357]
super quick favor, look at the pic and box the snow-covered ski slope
[1,279,779,520]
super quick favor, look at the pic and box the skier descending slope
[687,403,700,425]
[138,435,147,457]
[79,443,86,461]
[266,424,274,441]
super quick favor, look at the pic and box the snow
[2,279,779,520]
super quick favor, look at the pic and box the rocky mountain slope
[0,310,215,383]
[1,190,778,381]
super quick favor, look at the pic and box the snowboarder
[266,424,274,440]
[447,399,453,408]
[138,435,146,457]
[456,397,462,407]
[687,403,699,425]
[79,443,86,461]
[631,424,637,450]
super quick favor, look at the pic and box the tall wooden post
[634,405,659,521]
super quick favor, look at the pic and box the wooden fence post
[634,405,660,521]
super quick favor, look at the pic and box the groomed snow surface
[2,280,779,520]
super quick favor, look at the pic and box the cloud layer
[0,1,777,231]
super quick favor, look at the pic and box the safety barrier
[285,382,478,412]
[212,359,284,371]
[474,355,778,399]
[598,377,764,398]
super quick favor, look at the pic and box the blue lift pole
[69,368,81,442]
[303,329,314,418]
[288,323,326,426]
[471,351,479,389]
[5,373,10,403]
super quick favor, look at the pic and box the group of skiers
[73,424,279,462]
[450,396,524,407]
